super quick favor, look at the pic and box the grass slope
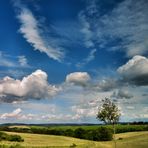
[0,131,148,148]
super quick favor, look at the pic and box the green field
[0,131,148,148]
[30,124,148,131]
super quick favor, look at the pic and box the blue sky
[0,0,148,123]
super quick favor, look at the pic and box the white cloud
[0,109,85,122]
[79,12,94,48]
[71,99,100,119]
[81,0,148,57]
[118,55,148,85]
[76,49,97,68]
[0,108,22,119]
[18,55,28,67]
[85,49,97,63]
[93,78,117,92]
[0,52,30,68]
[0,70,61,102]
[78,0,99,49]
[0,52,16,67]
[98,0,148,56]
[13,101,57,114]
[112,89,133,99]
[66,72,91,86]
[16,5,64,62]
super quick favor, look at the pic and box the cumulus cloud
[14,2,64,62]
[0,108,22,119]
[0,70,60,103]
[112,89,133,99]
[118,55,148,85]
[66,72,91,86]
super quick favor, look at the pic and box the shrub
[89,127,113,141]
[99,127,113,141]
[64,129,74,137]
[74,128,86,139]
[73,127,113,141]
[0,132,8,141]
[0,132,24,142]
[8,135,24,142]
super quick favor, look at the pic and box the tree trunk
[113,123,117,148]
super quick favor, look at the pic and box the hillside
[0,131,147,148]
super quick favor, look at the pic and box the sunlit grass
[0,131,147,148]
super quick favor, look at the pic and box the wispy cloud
[14,1,65,62]
[0,52,30,69]
[78,0,98,49]
[79,12,94,48]
[18,55,29,67]
[81,0,148,57]
[98,0,148,57]
[0,52,16,67]
[76,49,97,68]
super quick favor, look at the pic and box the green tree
[96,98,121,148]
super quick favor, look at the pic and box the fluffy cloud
[0,108,22,119]
[0,70,60,102]
[118,55,148,85]
[66,72,91,86]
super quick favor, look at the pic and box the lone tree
[96,98,121,148]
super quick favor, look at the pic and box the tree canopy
[97,98,121,124]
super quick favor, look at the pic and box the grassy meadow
[0,131,147,148]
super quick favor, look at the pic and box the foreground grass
[0,131,148,148]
